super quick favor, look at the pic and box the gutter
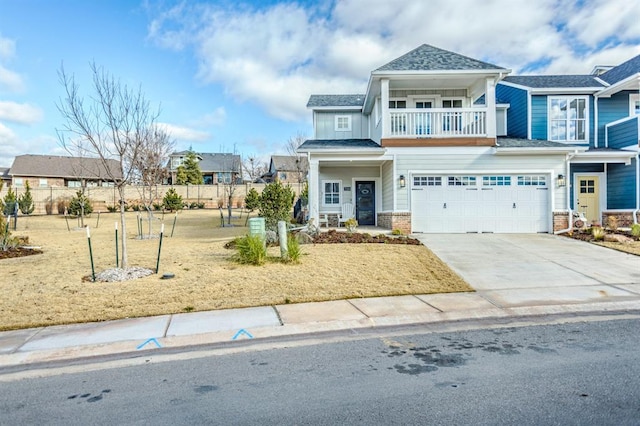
[554,150,579,234]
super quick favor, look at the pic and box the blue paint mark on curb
[232,329,254,340]
[137,337,162,350]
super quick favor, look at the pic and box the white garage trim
[410,170,554,233]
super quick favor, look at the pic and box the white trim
[596,72,640,98]
[310,106,362,111]
[321,179,342,208]
[334,115,352,132]
[630,93,640,116]
[527,90,532,140]
[547,95,590,144]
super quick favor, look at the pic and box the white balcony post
[381,78,390,138]
[485,77,497,139]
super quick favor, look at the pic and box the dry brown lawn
[0,210,472,331]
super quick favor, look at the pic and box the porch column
[485,77,497,139]
[308,159,320,225]
[381,78,390,138]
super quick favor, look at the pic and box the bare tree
[131,126,175,236]
[57,62,160,268]
[242,155,267,182]
[222,152,242,225]
[284,131,309,192]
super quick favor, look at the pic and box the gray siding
[607,116,638,149]
[607,160,637,209]
[314,111,368,139]
[318,166,379,213]
[381,161,393,211]
[598,92,631,146]
[496,84,528,138]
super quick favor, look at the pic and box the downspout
[555,150,579,234]
[594,94,599,148]
[634,152,640,225]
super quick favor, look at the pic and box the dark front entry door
[355,181,375,226]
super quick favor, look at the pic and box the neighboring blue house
[498,54,639,226]
[299,44,639,234]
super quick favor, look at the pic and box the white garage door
[411,174,549,233]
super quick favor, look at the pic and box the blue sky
[1,0,639,167]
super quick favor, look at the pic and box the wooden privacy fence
[0,183,304,216]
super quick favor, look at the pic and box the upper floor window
[549,96,588,142]
[442,99,463,108]
[322,180,341,206]
[631,94,639,116]
[39,179,47,187]
[334,115,352,131]
[389,100,406,109]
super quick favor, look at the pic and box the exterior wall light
[557,174,566,187]
[399,175,406,188]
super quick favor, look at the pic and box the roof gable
[599,54,640,85]
[375,44,506,72]
[270,155,308,172]
[197,153,241,173]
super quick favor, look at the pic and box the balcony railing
[388,108,487,138]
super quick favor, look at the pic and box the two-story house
[300,44,609,234]
[497,56,639,227]
[168,151,242,185]
[261,155,309,185]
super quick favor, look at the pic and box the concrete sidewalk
[1,234,639,368]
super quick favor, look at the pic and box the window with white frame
[483,176,511,186]
[67,180,81,188]
[322,180,341,206]
[517,175,547,186]
[14,178,23,187]
[448,176,476,186]
[549,96,588,142]
[631,94,639,116]
[39,179,47,187]
[334,115,352,131]
[414,176,441,186]
[217,172,231,184]
[389,99,407,109]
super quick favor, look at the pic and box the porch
[388,108,487,138]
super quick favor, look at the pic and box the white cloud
[0,35,15,59]
[197,107,227,127]
[0,125,58,167]
[0,35,24,92]
[148,0,640,121]
[0,101,43,124]
[157,122,210,142]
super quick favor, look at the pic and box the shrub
[18,181,35,215]
[68,190,93,216]
[233,234,267,265]
[591,226,605,241]
[107,205,118,213]
[244,188,260,212]
[153,203,163,211]
[284,233,302,264]
[258,181,295,231]
[57,199,68,214]
[631,224,640,238]
[391,229,405,235]
[163,188,183,212]
[189,202,199,209]
[344,217,358,233]
[197,202,205,209]
[0,215,18,251]
[3,187,18,216]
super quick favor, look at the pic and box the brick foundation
[377,212,412,234]
[602,211,638,229]
[553,212,569,232]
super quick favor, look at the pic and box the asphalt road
[1,317,640,425]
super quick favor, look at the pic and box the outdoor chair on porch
[337,203,355,227]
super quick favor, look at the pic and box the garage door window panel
[448,176,476,186]
[414,176,441,186]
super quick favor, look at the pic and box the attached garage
[411,174,550,233]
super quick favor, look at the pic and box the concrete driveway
[414,234,640,308]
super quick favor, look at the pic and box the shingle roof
[307,95,365,108]
[9,154,123,180]
[502,75,605,88]
[599,54,640,85]
[270,155,308,171]
[197,153,241,173]
[297,139,382,150]
[375,44,506,72]
[496,137,577,148]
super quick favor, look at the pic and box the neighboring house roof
[169,152,241,173]
[297,139,383,151]
[270,155,309,172]
[502,75,605,89]
[198,153,241,173]
[375,44,506,72]
[599,54,640,85]
[9,154,123,180]
[307,95,365,108]
[0,167,10,182]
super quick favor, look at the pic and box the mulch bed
[563,229,640,243]
[313,229,421,245]
[0,247,43,260]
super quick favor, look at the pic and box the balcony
[387,108,487,138]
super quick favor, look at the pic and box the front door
[355,181,375,226]
[576,176,600,224]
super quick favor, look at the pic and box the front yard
[0,210,472,331]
